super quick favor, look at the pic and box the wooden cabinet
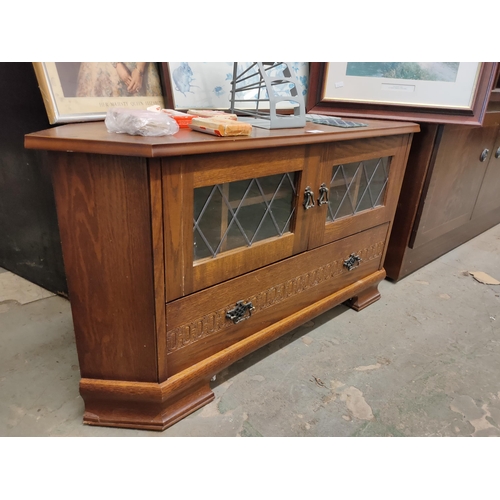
[410,120,499,248]
[25,118,417,430]
[385,112,500,281]
[471,127,500,218]
[166,134,407,297]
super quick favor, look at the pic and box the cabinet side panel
[384,124,439,280]
[50,152,158,382]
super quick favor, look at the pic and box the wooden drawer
[165,223,389,376]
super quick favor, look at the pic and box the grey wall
[0,62,67,296]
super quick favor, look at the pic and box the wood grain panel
[384,124,440,281]
[162,156,191,300]
[192,233,296,292]
[191,145,308,187]
[318,206,392,246]
[25,120,419,158]
[49,152,158,382]
[80,377,213,431]
[149,158,168,381]
[166,223,389,375]
[325,135,403,165]
[410,123,498,248]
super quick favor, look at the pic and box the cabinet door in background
[472,128,500,218]
[410,123,499,248]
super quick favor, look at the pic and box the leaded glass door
[310,135,409,248]
[162,145,312,299]
[193,172,297,261]
[326,157,390,221]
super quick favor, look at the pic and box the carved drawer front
[165,223,389,375]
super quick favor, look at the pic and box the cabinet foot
[344,284,381,311]
[80,378,214,431]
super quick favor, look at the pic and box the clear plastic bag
[105,107,180,137]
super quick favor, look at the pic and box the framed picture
[33,62,171,124]
[307,62,498,125]
[159,62,309,111]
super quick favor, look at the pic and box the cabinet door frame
[309,134,411,248]
[162,145,316,299]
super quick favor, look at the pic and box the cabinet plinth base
[79,269,386,431]
[344,283,382,311]
[80,378,214,431]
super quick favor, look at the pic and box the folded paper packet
[187,109,237,120]
[189,117,252,137]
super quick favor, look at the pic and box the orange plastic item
[162,109,198,128]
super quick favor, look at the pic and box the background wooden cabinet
[385,111,500,281]
[471,127,500,218]
[410,119,500,248]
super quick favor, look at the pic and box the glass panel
[194,172,297,260]
[326,157,391,222]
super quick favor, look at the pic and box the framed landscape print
[33,62,169,124]
[307,62,498,125]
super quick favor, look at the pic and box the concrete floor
[1,225,499,437]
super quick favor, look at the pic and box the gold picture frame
[33,62,168,125]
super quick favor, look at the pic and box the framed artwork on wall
[307,62,498,125]
[33,62,170,124]
[160,62,309,111]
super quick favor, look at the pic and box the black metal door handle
[318,183,329,206]
[303,186,315,210]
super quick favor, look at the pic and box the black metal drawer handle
[226,300,255,324]
[480,148,489,162]
[343,253,362,271]
[303,186,315,210]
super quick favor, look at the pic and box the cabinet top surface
[25,118,419,158]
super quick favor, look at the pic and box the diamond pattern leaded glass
[326,157,391,222]
[194,172,297,260]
